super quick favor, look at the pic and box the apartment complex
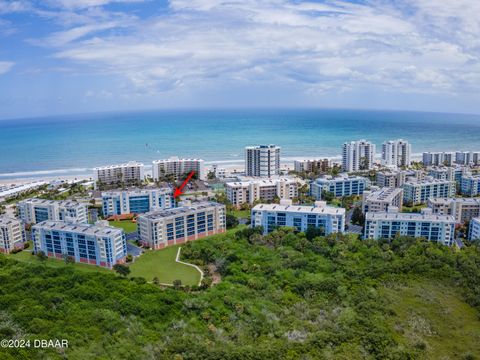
[152,157,205,181]
[102,188,174,216]
[422,152,454,166]
[427,197,480,224]
[381,139,411,167]
[0,216,25,254]
[251,199,345,235]
[362,187,403,213]
[293,159,330,173]
[93,161,144,184]
[342,140,376,172]
[427,166,467,184]
[364,208,455,246]
[225,178,298,208]
[245,145,281,177]
[137,202,226,249]
[456,151,480,166]
[32,221,126,268]
[17,198,88,225]
[402,177,456,205]
[469,218,480,241]
[376,170,406,188]
[310,174,370,199]
[460,174,480,196]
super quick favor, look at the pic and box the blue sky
[0,0,479,119]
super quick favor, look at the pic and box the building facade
[152,157,205,181]
[376,170,407,188]
[469,218,480,241]
[460,174,480,196]
[245,145,281,177]
[364,208,455,246]
[362,187,403,213]
[427,197,480,224]
[381,139,411,167]
[342,140,376,172]
[0,216,25,253]
[93,161,144,184]
[32,221,126,268]
[293,159,330,173]
[455,151,480,166]
[17,198,88,225]
[422,152,454,167]
[402,177,456,205]
[102,188,174,216]
[310,174,370,199]
[137,202,226,249]
[226,178,298,208]
[251,199,345,235]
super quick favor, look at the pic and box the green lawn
[129,245,201,286]
[4,249,112,274]
[402,204,427,213]
[382,280,480,359]
[109,220,138,233]
[229,209,250,219]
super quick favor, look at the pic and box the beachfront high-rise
[32,221,127,268]
[422,152,454,167]
[17,198,88,225]
[310,174,370,199]
[381,139,411,167]
[102,188,174,217]
[364,208,455,246]
[0,216,25,254]
[137,201,226,249]
[225,178,298,208]
[455,151,480,166]
[245,145,281,177]
[342,140,376,172]
[152,157,205,181]
[251,199,345,235]
[93,161,144,185]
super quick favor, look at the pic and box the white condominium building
[364,208,455,246]
[422,152,454,167]
[0,216,25,254]
[32,221,126,268]
[402,177,456,205]
[251,199,345,235]
[310,174,370,199]
[381,139,411,167]
[376,170,407,188]
[342,140,376,172]
[17,198,88,225]
[455,151,480,166]
[93,161,144,184]
[293,159,330,173]
[460,174,480,196]
[245,145,281,177]
[102,188,174,216]
[427,197,480,224]
[226,178,298,208]
[152,157,205,181]
[469,218,480,241]
[362,187,403,213]
[427,166,468,183]
[137,202,226,250]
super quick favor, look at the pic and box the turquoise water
[0,109,479,178]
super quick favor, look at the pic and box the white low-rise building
[362,187,403,213]
[364,208,455,246]
[310,174,370,199]
[251,199,345,235]
[17,198,88,225]
[102,188,174,216]
[93,161,144,185]
[469,218,480,241]
[402,177,456,205]
[152,157,205,181]
[460,174,480,196]
[226,178,298,208]
[0,216,25,254]
[427,197,480,224]
[137,201,226,249]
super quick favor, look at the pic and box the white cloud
[0,61,14,74]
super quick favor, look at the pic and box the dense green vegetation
[1,228,480,359]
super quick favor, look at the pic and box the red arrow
[173,171,195,198]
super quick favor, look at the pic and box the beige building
[362,187,403,213]
[293,159,330,173]
[226,178,298,208]
[376,171,407,188]
[427,197,480,224]
[0,216,25,254]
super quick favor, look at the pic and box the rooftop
[102,187,172,196]
[365,211,455,222]
[152,157,204,164]
[33,220,123,237]
[252,203,345,215]
[364,187,403,202]
[93,161,143,170]
[226,178,296,187]
[139,201,224,220]
[404,177,455,185]
[0,216,22,226]
[428,197,480,205]
[19,198,86,207]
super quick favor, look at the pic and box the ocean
[1,109,480,179]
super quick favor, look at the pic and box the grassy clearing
[129,245,201,286]
[109,220,138,233]
[382,279,480,359]
[229,209,250,219]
